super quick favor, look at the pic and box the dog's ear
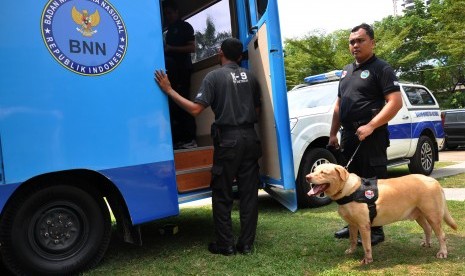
[335,165,349,181]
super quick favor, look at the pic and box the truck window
[404,86,436,106]
[186,0,232,63]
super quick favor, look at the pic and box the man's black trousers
[210,127,262,247]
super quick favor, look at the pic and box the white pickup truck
[288,71,445,208]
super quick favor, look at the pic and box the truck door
[388,93,412,159]
[238,0,297,211]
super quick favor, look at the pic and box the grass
[82,161,465,276]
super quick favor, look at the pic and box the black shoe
[236,244,253,255]
[208,242,236,256]
[334,226,350,239]
[357,227,385,246]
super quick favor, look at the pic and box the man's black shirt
[338,55,400,126]
[194,63,261,127]
[165,19,194,68]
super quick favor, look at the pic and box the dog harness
[336,178,378,223]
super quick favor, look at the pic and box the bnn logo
[41,0,127,76]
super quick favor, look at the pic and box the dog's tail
[442,192,458,230]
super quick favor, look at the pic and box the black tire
[408,136,435,175]
[296,148,337,208]
[0,184,111,275]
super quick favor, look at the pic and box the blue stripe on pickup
[388,120,444,139]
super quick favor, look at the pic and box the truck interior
[160,0,286,198]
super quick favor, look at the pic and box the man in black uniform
[163,0,197,149]
[154,38,262,256]
[328,23,402,245]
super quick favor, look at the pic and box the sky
[276,0,397,40]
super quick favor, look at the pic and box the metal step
[387,159,410,168]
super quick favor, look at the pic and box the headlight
[289,118,298,131]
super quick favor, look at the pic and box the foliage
[282,0,465,108]
[283,31,338,88]
[193,16,230,63]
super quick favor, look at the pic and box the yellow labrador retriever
[306,163,457,264]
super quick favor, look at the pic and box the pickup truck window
[404,86,436,106]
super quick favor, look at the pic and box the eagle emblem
[71,7,100,37]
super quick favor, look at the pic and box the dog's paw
[436,250,448,259]
[420,240,431,247]
[360,257,373,264]
[345,248,355,255]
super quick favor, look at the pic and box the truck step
[387,159,410,168]
[174,146,213,193]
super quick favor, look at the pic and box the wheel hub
[421,142,433,170]
[36,207,81,253]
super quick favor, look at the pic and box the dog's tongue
[307,184,329,196]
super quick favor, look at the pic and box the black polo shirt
[194,63,261,126]
[165,19,194,68]
[338,55,400,126]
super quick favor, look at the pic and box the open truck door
[238,0,297,211]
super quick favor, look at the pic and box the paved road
[439,147,465,162]
[435,148,465,200]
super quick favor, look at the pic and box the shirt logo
[41,0,128,76]
[230,72,249,84]
[360,70,370,79]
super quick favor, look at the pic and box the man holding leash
[155,38,262,255]
[328,23,402,245]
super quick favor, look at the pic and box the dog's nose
[306,174,312,183]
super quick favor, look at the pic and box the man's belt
[342,120,371,130]
[218,124,255,131]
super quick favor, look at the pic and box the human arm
[329,97,341,148]
[356,91,402,141]
[165,40,195,54]
[154,70,205,116]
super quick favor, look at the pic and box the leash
[344,141,362,169]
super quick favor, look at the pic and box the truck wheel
[0,184,111,275]
[296,148,336,208]
[408,136,435,175]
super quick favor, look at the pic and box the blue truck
[0,0,296,274]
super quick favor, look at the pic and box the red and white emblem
[365,190,375,199]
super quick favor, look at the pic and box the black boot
[208,242,236,256]
[358,226,385,246]
[334,225,350,239]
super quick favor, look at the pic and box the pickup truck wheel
[0,184,111,275]
[296,148,336,208]
[408,136,435,175]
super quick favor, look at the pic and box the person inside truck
[162,0,197,149]
[154,38,262,256]
[328,23,402,245]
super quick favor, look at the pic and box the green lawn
[84,163,465,275]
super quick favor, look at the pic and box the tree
[193,16,230,63]
[282,0,465,107]
[283,30,349,88]
[426,0,465,93]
